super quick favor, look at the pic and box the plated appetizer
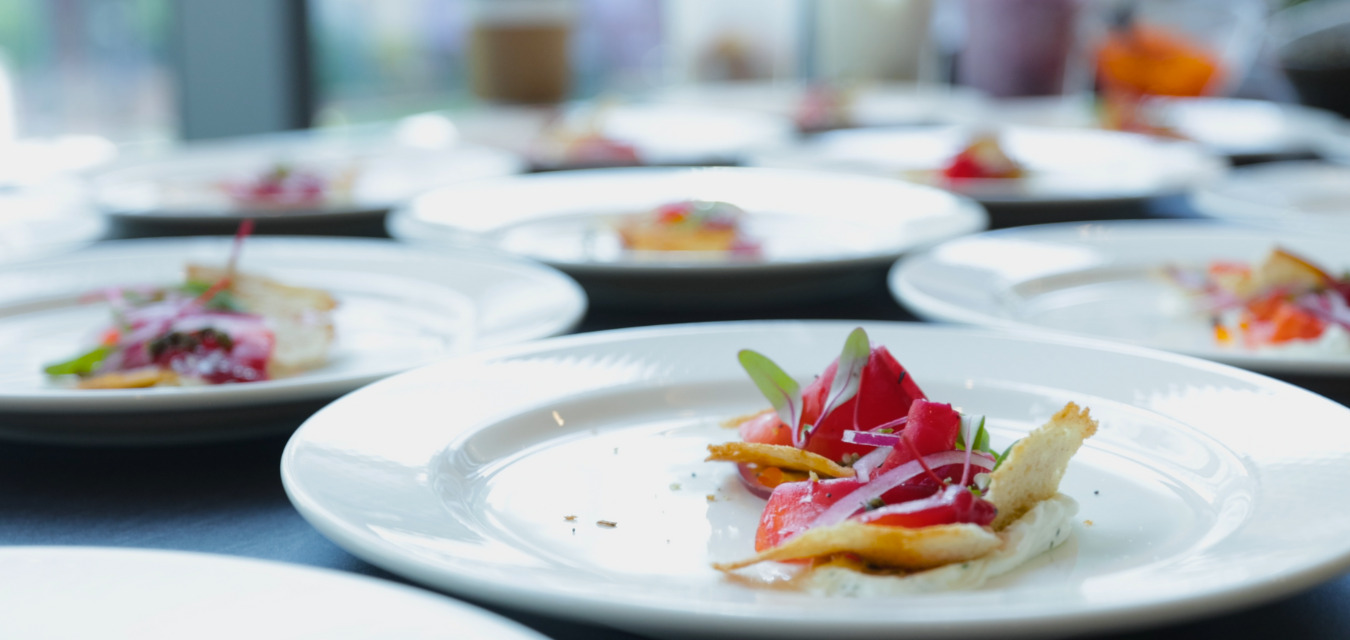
[794,84,856,133]
[940,134,1025,181]
[222,162,356,210]
[45,223,337,389]
[615,200,760,255]
[708,328,1095,594]
[1167,247,1350,352]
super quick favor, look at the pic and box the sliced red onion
[1296,291,1350,329]
[803,450,994,532]
[852,446,892,482]
[870,416,908,432]
[842,430,901,448]
[855,485,959,519]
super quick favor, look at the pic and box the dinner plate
[651,81,988,130]
[453,102,795,170]
[282,321,1350,639]
[0,188,107,264]
[748,125,1226,206]
[990,96,1339,160]
[1190,161,1350,237]
[890,220,1349,374]
[0,236,585,443]
[388,167,986,306]
[92,124,523,223]
[0,547,549,640]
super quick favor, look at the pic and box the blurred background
[1,0,1342,147]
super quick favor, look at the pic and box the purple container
[957,0,1083,97]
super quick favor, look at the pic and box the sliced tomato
[797,346,926,462]
[1268,303,1325,343]
[755,477,867,551]
[876,400,961,474]
[855,485,996,528]
[737,409,793,446]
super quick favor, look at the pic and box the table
[3,195,1349,640]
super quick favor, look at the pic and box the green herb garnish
[737,348,803,445]
[181,280,242,312]
[44,346,111,377]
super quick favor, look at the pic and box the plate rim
[281,319,1350,639]
[0,545,551,640]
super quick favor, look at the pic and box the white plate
[282,321,1350,639]
[891,220,1350,374]
[389,167,985,306]
[0,188,107,264]
[453,103,795,168]
[990,96,1339,159]
[0,236,585,440]
[651,81,988,129]
[1191,161,1350,237]
[749,125,1226,205]
[93,125,523,222]
[0,547,549,640]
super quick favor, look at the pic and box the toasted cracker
[707,442,855,479]
[714,521,1000,573]
[984,402,1097,531]
[77,367,180,389]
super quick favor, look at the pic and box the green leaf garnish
[44,346,111,377]
[813,327,870,434]
[957,414,996,456]
[738,349,803,446]
[181,280,241,312]
[993,440,1019,471]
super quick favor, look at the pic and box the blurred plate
[0,188,106,264]
[991,96,1338,160]
[890,220,1350,374]
[282,320,1350,639]
[387,167,986,306]
[651,81,988,130]
[1191,161,1350,237]
[454,103,795,169]
[93,125,523,223]
[749,125,1225,206]
[0,547,549,640]
[0,236,585,443]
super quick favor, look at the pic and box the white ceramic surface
[0,236,585,420]
[991,96,1339,159]
[0,188,107,264]
[282,321,1350,639]
[1191,161,1350,237]
[0,547,550,640]
[388,167,987,275]
[93,126,523,222]
[891,220,1350,374]
[748,125,1226,205]
[651,81,989,128]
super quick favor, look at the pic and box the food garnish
[941,134,1025,180]
[616,200,760,255]
[223,162,353,209]
[45,221,337,389]
[1166,247,1350,351]
[708,328,1095,592]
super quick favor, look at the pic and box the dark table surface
[4,193,1350,640]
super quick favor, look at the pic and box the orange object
[1213,324,1231,344]
[1097,24,1223,97]
[1267,304,1325,344]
